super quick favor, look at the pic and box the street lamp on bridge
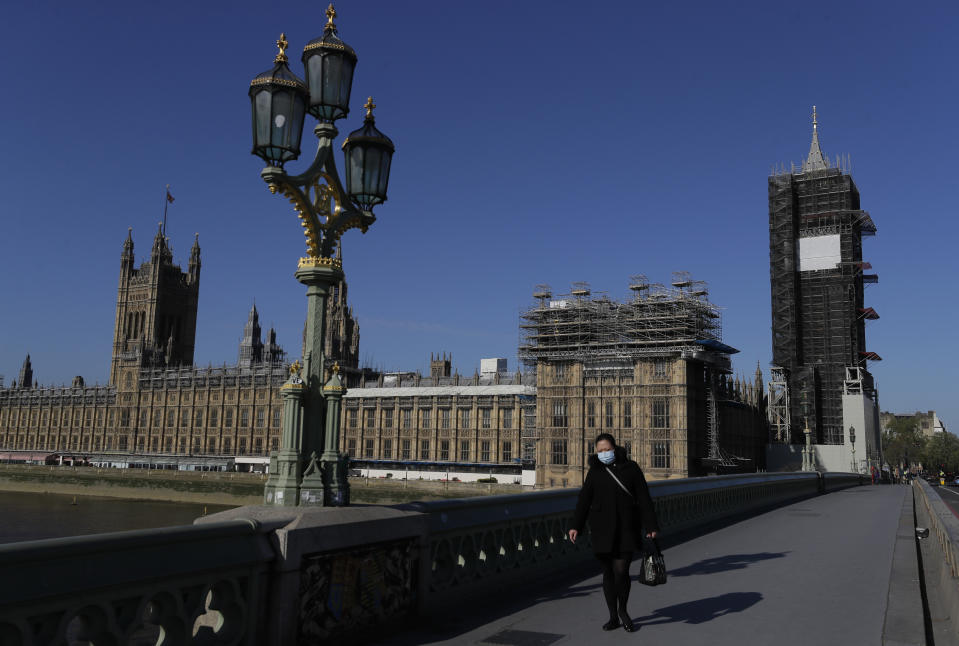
[248,4,395,507]
[849,426,856,474]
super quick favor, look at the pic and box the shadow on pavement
[373,560,604,646]
[668,552,789,577]
[633,592,763,627]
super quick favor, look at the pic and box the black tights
[597,552,632,620]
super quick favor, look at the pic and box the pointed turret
[263,327,284,364]
[238,303,264,367]
[151,223,171,263]
[119,227,135,281]
[17,354,33,390]
[801,106,829,172]
[121,227,134,266]
[188,232,201,284]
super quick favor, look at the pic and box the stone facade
[880,410,947,439]
[0,229,361,464]
[534,357,768,487]
[519,278,769,486]
[339,371,536,465]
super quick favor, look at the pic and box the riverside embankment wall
[0,465,525,505]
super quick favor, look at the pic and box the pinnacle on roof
[802,105,830,172]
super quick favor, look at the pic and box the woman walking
[568,433,660,632]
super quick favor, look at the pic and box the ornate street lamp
[250,4,395,507]
[343,98,395,210]
[849,426,857,474]
[801,392,813,472]
[249,34,308,167]
[302,6,357,122]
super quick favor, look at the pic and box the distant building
[880,411,947,438]
[339,358,537,484]
[519,276,767,486]
[767,108,881,469]
[0,228,364,469]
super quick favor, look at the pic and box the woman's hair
[594,432,616,448]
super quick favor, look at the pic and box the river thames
[0,490,234,544]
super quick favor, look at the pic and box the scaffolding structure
[768,163,879,445]
[767,365,790,443]
[521,274,748,469]
[519,272,724,367]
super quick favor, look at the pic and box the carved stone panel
[299,538,418,643]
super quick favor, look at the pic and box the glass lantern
[342,98,394,211]
[301,5,357,123]
[249,34,308,167]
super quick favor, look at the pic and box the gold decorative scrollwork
[308,174,340,225]
[270,171,354,259]
[273,184,321,257]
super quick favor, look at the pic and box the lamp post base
[297,450,327,506]
[264,449,303,506]
[322,452,351,506]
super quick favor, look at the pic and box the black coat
[571,446,660,554]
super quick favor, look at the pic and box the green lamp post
[801,391,812,472]
[250,4,394,507]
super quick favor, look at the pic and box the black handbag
[640,538,667,586]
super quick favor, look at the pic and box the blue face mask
[598,449,615,464]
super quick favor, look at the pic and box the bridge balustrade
[0,471,861,645]
[0,520,272,645]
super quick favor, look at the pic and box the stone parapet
[0,519,272,644]
[0,472,862,644]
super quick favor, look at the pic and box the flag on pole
[163,184,174,236]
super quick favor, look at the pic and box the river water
[0,491,235,545]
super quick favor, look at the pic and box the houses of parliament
[0,227,769,483]
[0,227,361,467]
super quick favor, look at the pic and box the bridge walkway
[380,484,911,646]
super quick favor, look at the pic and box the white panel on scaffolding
[797,234,841,271]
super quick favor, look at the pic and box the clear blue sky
[1,1,956,427]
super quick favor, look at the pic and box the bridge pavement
[379,484,910,646]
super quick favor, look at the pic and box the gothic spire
[121,227,135,269]
[239,303,264,366]
[17,354,33,390]
[802,105,829,172]
[188,232,201,282]
[151,222,170,262]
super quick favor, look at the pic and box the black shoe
[618,608,635,632]
[602,619,620,631]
